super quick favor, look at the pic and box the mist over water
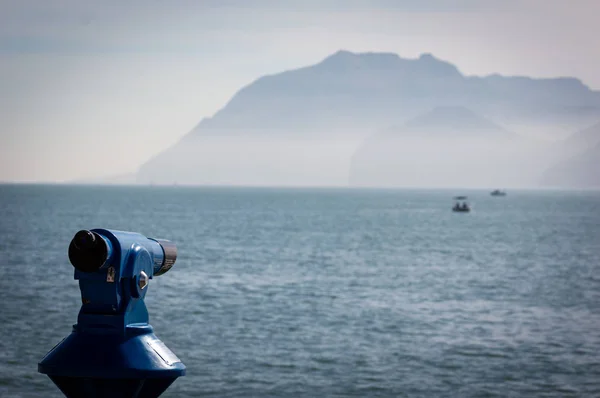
[2,184,600,397]
[138,134,364,187]
[351,134,552,188]
[137,120,569,189]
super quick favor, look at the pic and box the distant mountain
[350,107,542,188]
[137,50,600,187]
[182,50,600,136]
[541,122,600,188]
[188,51,469,134]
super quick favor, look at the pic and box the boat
[452,196,470,212]
[490,189,507,196]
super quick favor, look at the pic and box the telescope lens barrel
[68,230,111,273]
[152,239,177,276]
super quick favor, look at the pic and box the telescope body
[38,229,185,398]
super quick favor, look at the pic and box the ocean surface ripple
[1,185,599,397]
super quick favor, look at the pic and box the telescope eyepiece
[69,230,110,273]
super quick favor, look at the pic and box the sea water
[1,185,599,397]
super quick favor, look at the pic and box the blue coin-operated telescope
[39,229,186,398]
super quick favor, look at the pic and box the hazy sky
[1,0,599,182]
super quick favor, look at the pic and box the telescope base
[38,324,185,398]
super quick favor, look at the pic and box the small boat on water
[490,189,507,196]
[452,196,470,212]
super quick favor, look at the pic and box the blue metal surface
[38,229,186,398]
